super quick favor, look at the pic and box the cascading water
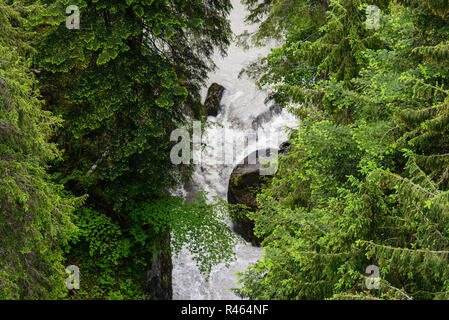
[172,0,297,300]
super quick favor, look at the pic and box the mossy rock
[227,150,276,246]
[204,83,225,117]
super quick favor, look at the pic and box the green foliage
[236,159,449,299]
[128,194,240,276]
[235,0,449,300]
[67,194,239,299]
[31,0,234,298]
[242,0,387,117]
[68,207,140,299]
[0,0,77,299]
[5,0,449,301]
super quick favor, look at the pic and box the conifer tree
[242,0,388,123]
[0,0,76,299]
[235,0,449,300]
[394,0,449,191]
[32,0,237,298]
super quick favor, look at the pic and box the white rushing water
[172,0,297,300]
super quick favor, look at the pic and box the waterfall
[171,0,297,300]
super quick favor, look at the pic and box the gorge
[171,0,297,300]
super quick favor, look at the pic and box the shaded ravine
[171,0,297,300]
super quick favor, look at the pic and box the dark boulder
[251,104,282,129]
[144,236,172,300]
[227,149,277,246]
[279,141,291,155]
[204,83,225,117]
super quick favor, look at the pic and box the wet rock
[227,149,277,246]
[184,99,206,119]
[279,141,291,155]
[251,104,282,129]
[204,83,225,117]
[145,237,172,300]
